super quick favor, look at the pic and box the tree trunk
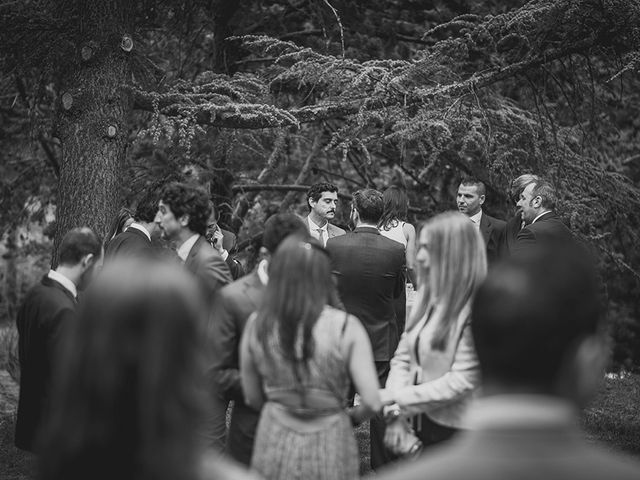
[52,8,133,266]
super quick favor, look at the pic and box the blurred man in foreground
[377,243,640,479]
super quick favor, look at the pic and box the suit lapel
[184,235,204,270]
[480,214,492,244]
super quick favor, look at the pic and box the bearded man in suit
[511,179,573,255]
[376,243,640,480]
[456,177,506,264]
[326,188,405,471]
[205,213,308,461]
[155,182,231,300]
[15,227,101,453]
[305,182,345,246]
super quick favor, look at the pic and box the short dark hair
[530,180,557,210]
[160,182,211,236]
[307,182,338,210]
[58,227,101,266]
[459,177,486,197]
[352,189,384,224]
[135,188,160,223]
[471,243,601,393]
[262,213,309,254]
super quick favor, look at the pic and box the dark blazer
[207,271,264,465]
[511,211,573,256]
[326,226,405,361]
[499,214,524,258]
[15,275,76,452]
[184,235,232,301]
[104,227,151,261]
[219,228,245,280]
[479,212,506,264]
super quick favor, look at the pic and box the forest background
[1,0,639,370]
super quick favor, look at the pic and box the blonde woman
[381,211,487,454]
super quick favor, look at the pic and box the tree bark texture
[53,30,132,266]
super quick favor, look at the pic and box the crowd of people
[13,176,640,479]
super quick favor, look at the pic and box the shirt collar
[469,210,483,225]
[47,269,77,299]
[466,394,577,430]
[177,234,200,262]
[256,259,269,286]
[126,222,151,241]
[308,216,328,232]
[532,210,552,224]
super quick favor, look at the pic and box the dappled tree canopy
[1,0,640,366]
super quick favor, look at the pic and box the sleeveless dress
[246,306,358,480]
[379,220,407,247]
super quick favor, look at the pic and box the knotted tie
[317,228,326,247]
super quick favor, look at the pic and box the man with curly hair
[305,182,346,246]
[155,182,231,299]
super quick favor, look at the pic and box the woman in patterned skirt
[240,236,381,479]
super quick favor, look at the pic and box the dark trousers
[370,360,393,471]
[227,402,260,466]
[416,414,458,449]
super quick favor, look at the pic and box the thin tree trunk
[280,133,323,212]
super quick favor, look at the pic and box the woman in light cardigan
[381,211,487,452]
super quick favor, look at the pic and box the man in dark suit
[456,177,506,263]
[205,214,308,461]
[155,182,231,301]
[511,179,573,255]
[377,244,640,480]
[104,189,159,261]
[499,174,540,257]
[326,189,405,471]
[15,227,101,453]
[305,182,346,246]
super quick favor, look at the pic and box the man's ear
[179,214,190,227]
[81,253,95,269]
[479,195,486,206]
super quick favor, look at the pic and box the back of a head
[353,189,384,224]
[135,188,160,223]
[472,243,602,394]
[160,182,211,236]
[40,259,206,480]
[531,179,558,211]
[380,186,409,227]
[58,227,101,266]
[262,213,309,254]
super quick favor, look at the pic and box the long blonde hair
[408,211,487,350]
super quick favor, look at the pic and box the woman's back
[380,219,408,247]
[249,305,350,411]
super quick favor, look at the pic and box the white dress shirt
[126,222,151,241]
[47,269,77,299]
[308,217,329,246]
[468,210,483,229]
[176,234,199,262]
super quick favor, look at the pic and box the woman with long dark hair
[240,236,381,479]
[38,259,253,480]
[381,212,486,455]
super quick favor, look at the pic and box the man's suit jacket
[499,214,524,257]
[511,211,573,256]
[305,215,346,242]
[184,235,232,301]
[104,228,151,261]
[375,421,640,480]
[15,276,76,452]
[326,226,405,362]
[207,271,264,465]
[479,212,506,264]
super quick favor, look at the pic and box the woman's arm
[239,315,266,410]
[380,331,413,404]
[392,322,480,416]
[403,222,416,285]
[343,315,381,424]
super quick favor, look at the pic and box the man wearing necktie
[456,177,506,264]
[305,182,346,246]
[15,227,102,453]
